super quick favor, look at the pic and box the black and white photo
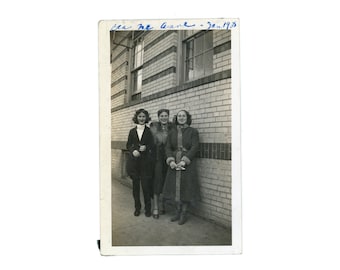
[99,19,241,255]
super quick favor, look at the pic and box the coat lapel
[134,126,147,143]
[140,127,146,142]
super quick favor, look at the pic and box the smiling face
[137,112,146,124]
[158,111,169,124]
[177,111,187,125]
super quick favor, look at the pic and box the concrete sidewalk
[112,179,231,246]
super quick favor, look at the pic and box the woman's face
[177,111,187,125]
[158,111,169,124]
[137,112,146,124]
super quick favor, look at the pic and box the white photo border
[98,18,241,255]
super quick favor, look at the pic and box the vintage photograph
[99,19,241,255]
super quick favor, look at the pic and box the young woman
[149,109,173,219]
[126,109,155,217]
[162,110,200,225]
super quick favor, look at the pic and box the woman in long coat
[126,109,155,217]
[162,110,200,225]
[149,109,174,219]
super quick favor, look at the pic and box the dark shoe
[178,213,187,225]
[145,210,151,217]
[170,212,180,222]
[134,209,140,216]
[160,209,166,215]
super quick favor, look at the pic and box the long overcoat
[151,122,174,194]
[162,126,200,203]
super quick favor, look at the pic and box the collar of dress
[136,124,146,130]
[177,124,188,130]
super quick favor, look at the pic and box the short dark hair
[173,110,192,126]
[132,109,151,124]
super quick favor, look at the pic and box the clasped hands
[170,161,186,170]
[132,145,146,157]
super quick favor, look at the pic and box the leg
[153,194,159,219]
[132,177,141,216]
[170,202,182,222]
[159,193,166,215]
[178,202,189,225]
[141,177,152,217]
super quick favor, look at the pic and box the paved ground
[112,179,231,246]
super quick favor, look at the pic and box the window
[184,31,213,81]
[131,37,144,101]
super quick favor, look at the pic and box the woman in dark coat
[149,109,174,219]
[162,110,200,225]
[126,109,155,217]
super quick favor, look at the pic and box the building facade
[110,29,232,228]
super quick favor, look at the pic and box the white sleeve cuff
[166,157,175,165]
[181,156,191,165]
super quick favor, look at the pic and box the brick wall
[142,31,177,98]
[110,32,130,107]
[195,159,232,227]
[143,31,178,62]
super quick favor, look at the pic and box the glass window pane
[204,31,213,51]
[194,55,204,78]
[136,52,140,67]
[194,34,204,56]
[183,31,213,81]
[137,69,143,92]
[140,41,144,65]
[185,59,194,81]
[186,40,194,60]
[133,73,137,93]
[184,30,194,39]
[133,46,137,68]
[133,40,144,68]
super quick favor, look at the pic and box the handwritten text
[110,20,238,32]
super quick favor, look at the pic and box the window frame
[182,30,214,82]
[130,35,144,101]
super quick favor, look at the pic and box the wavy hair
[132,108,151,124]
[173,110,192,126]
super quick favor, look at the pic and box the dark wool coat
[151,122,174,194]
[162,126,200,204]
[126,126,155,180]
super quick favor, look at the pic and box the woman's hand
[177,161,186,168]
[170,161,177,169]
[132,150,141,157]
[139,145,146,152]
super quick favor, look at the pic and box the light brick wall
[213,50,231,73]
[142,73,177,98]
[213,30,232,73]
[111,149,123,180]
[213,29,231,46]
[111,63,128,83]
[196,159,232,228]
[111,95,125,109]
[111,79,125,96]
[143,53,177,79]
[111,39,129,106]
[142,31,178,97]
[144,31,178,62]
